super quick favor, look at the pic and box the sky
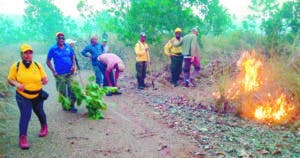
[0,0,286,20]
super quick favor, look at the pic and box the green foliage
[23,0,65,41]
[68,76,118,120]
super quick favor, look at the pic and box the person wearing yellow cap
[171,27,201,87]
[164,27,183,87]
[47,32,78,113]
[7,44,49,149]
[134,32,149,90]
[97,53,124,96]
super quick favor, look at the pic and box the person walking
[134,32,149,90]
[46,32,78,113]
[81,35,104,86]
[172,27,201,87]
[7,44,49,149]
[98,53,125,95]
[164,27,183,87]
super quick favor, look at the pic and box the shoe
[39,125,48,137]
[19,135,30,149]
[69,106,78,113]
[106,92,112,96]
[182,80,189,87]
[113,91,122,95]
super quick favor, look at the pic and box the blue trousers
[16,92,47,136]
[92,64,103,86]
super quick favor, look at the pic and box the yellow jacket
[134,41,149,62]
[164,37,182,56]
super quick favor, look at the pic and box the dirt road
[2,70,199,158]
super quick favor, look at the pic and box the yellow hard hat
[174,28,182,33]
[20,44,33,53]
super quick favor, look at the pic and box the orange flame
[214,51,296,124]
[254,94,295,122]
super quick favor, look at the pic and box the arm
[70,54,76,74]
[7,64,24,91]
[46,58,58,77]
[164,41,172,56]
[81,46,91,59]
[114,69,120,87]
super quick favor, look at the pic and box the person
[164,27,183,87]
[134,32,149,90]
[81,35,104,86]
[46,32,78,113]
[7,44,49,149]
[97,53,125,95]
[101,38,110,53]
[65,38,80,72]
[172,27,201,87]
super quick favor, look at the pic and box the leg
[136,62,144,89]
[32,99,48,137]
[32,99,47,127]
[183,57,192,82]
[142,62,147,87]
[93,64,103,87]
[66,76,77,113]
[16,93,33,137]
[190,56,201,79]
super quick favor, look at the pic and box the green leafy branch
[58,76,118,120]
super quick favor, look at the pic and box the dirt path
[3,70,199,158]
[3,61,300,157]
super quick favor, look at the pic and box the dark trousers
[99,63,115,86]
[16,92,47,136]
[136,61,147,87]
[170,55,183,84]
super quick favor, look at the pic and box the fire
[254,94,295,122]
[237,52,262,92]
[214,51,296,124]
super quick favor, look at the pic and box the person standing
[164,28,183,87]
[8,44,49,149]
[172,27,201,87]
[134,32,149,90]
[81,35,104,86]
[65,38,80,72]
[46,32,78,113]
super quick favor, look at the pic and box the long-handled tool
[146,49,157,90]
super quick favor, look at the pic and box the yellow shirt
[164,37,182,56]
[134,41,149,62]
[7,62,47,99]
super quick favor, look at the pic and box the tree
[23,0,65,42]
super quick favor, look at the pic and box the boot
[39,125,48,137]
[19,135,30,149]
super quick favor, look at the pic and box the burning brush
[213,51,298,124]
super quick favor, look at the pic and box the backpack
[16,61,40,72]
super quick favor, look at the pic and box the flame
[237,51,262,92]
[254,94,295,121]
[213,51,296,124]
